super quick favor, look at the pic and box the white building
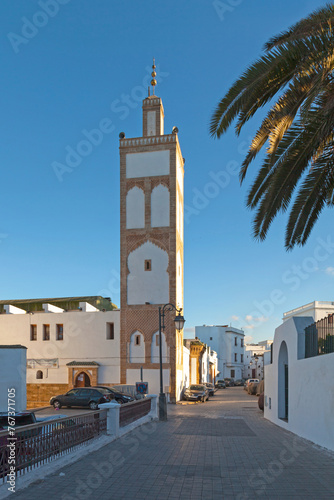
[283,301,334,323]
[195,325,245,380]
[0,297,120,407]
[265,302,334,452]
[244,340,273,380]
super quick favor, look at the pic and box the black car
[0,412,37,430]
[50,388,112,410]
[204,383,216,396]
[93,386,135,404]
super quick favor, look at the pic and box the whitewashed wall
[0,309,120,385]
[151,331,167,363]
[0,346,27,412]
[126,151,170,178]
[129,331,145,363]
[151,184,169,227]
[126,187,145,228]
[264,316,334,452]
[126,368,170,397]
[127,241,169,305]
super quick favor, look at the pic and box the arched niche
[126,186,145,229]
[127,241,169,305]
[151,184,170,227]
[151,331,168,363]
[278,341,289,420]
[129,331,145,363]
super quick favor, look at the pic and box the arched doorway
[75,372,91,388]
[278,341,288,420]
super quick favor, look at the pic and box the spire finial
[151,58,157,96]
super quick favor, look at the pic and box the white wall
[0,346,27,412]
[126,186,145,228]
[151,331,167,363]
[129,331,145,363]
[265,316,334,451]
[0,310,121,385]
[147,111,156,136]
[126,368,170,396]
[126,150,170,178]
[151,184,169,227]
[283,301,334,323]
[127,241,169,305]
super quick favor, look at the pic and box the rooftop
[0,296,117,314]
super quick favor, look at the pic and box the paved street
[9,387,334,499]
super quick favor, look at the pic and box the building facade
[195,325,245,380]
[119,88,185,402]
[283,301,334,323]
[0,298,120,407]
[265,310,334,452]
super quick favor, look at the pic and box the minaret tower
[119,61,184,402]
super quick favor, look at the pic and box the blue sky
[1,0,332,343]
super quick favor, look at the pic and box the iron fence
[119,398,151,427]
[0,409,107,484]
[305,314,334,358]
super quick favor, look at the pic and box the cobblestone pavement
[9,388,334,499]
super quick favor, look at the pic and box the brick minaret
[119,71,184,402]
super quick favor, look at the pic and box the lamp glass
[174,314,185,331]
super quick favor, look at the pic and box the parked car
[183,385,209,402]
[49,388,112,410]
[204,383,216,396]
[224,378,235,387]
[244,378,260,390]
[247,382,259,395]
[93,386,134,404]
[216,380,226,389]
[0,412,37,430]
[234,379,245,386]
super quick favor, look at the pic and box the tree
[210,4,334,250]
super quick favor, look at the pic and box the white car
[244,378,259,390]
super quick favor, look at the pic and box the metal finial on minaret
[151,58,157,96]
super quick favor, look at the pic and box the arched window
[36,370,43,380]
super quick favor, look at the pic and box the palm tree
[210,4,334,250]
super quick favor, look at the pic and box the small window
[234,353,237,362]
[156,335,159,346]
[210,337,213,341]
[107,322,114,340]
[36,370,43,380]
[56,324,63,341]
[144,260,151,271]
[43,324,50,341]
[234,337,237,346]
[135,335,141,346]
[30,325,37,341]
[241,354,244,363]
[231,369,235,378]
[241,338,244,347]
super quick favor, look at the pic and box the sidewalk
[8,388,334,499]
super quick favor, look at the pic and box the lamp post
[158,303,185,421]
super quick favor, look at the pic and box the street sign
[136,382,148,394]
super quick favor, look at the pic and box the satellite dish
[119,132,125,139]
[172,126,179,134]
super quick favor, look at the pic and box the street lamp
[158,303,185,421]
